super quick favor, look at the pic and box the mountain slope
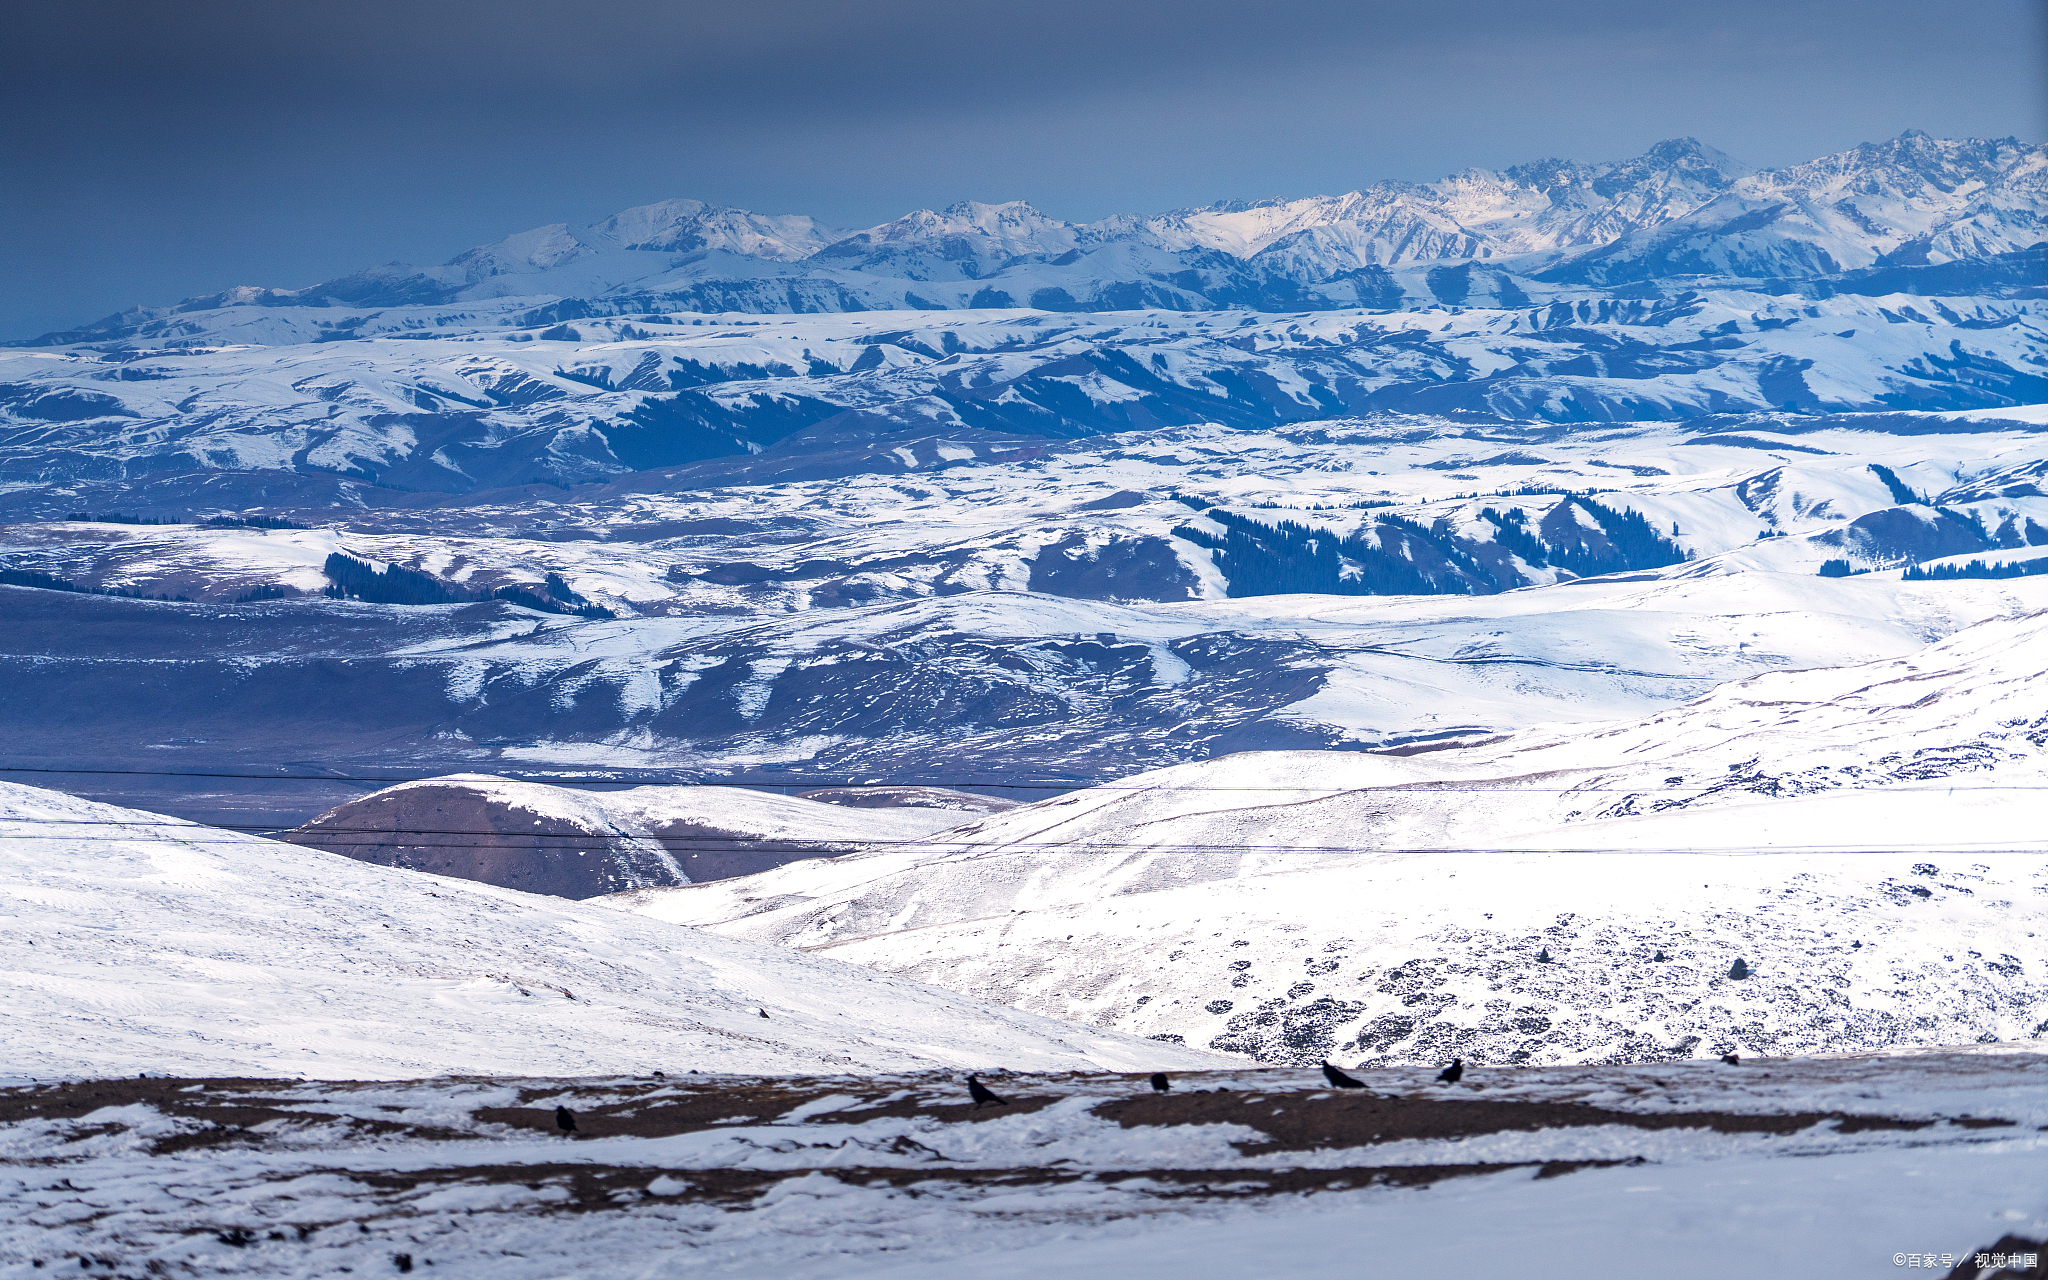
[284,773,988,893]
[604,614,2048,1066]
[0,780,1214,1079]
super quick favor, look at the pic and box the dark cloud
[3,0,2042,337]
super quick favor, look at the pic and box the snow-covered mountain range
[0,779,1209,1079]
[26,131,2038,342]
[0,133,2037,520]
[0,293,2039,514]
[608,611,2048,1066]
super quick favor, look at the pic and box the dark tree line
[1903,557,2048,581]
[1175,496,1687,599]
[0,565,190,601]
[321,553,614,617]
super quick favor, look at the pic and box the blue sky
[3,0,2043,339]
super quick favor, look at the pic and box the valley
[2,120,2044,1276]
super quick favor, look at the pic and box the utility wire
[0,763,2041,794]
[0,817,2040,857]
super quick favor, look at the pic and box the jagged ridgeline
[321,554,614,618]
[1174,495,1686,596]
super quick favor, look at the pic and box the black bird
[1721,1053,1741,1066]
[1436,1059,1464,1084]
[1321,1061,1366,1089]
[1149,1072,1170,1093]
[1727,958,1751,980]
[966,1075,1009,1110]
[652,1071,665,1080]
[758,1008,770,1019]
[1536,948,1553,963]
[555,1105,577,1133]
[1652,950,1669,962]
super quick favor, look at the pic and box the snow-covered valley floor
[3,1050,2043,1279]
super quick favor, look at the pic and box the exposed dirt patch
[474,1079,1060,1139]
[0,1077,472,1154]
[317,1155,1652,1215]
[1091,1088,1983,1153]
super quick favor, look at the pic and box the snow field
[0,781,1217,1080]
[611,611,2048,1064]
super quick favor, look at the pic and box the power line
[0,817,2040,857]
[0,763,2042,795]
[0,764,1091,787]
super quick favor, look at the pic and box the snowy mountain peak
[817,198,1096,271]
[1548,130,2048,283]
[585,197,843,260]
[444,198,843,282]
[1145,137,1762,273]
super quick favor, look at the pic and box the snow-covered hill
[605,613,2048,1066]
[0,780,1214,1079]
[285,774,991,893]
[3,288,2042,509]
[6,409,2048,792]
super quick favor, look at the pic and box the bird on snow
[1321,1061,1367,1089]
[758,1008,770,1019]
[1536,948,1553,963]
[1721,1054,1741,1066]
[1150,1072,1170,1093]
[652,1071,665,1080]
[1652,950,1669,962]
[1727,958,1751,980]
[1436,1059,1464,1084]
[555,1105,577,1133]
[966,1075,1009,1110]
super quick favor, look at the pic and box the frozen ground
[0,1050,2042,1279]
